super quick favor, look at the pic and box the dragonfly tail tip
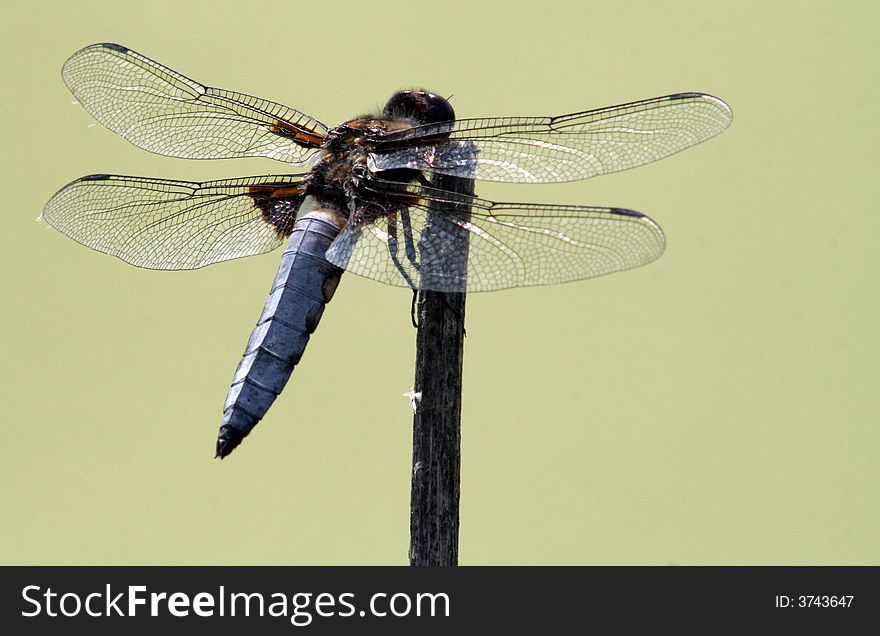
[215,426,245,459]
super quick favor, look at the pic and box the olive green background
[1,1,877,565]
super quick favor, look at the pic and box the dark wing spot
[101,43,130,53]
[608,207,646,219]
[248,183,307,238]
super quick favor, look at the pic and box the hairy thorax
[304,117,416,216]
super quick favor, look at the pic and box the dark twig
[409,169,474,566]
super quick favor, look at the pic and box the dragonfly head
[383,90,455,125]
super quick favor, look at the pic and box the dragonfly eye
[383,90,455,124]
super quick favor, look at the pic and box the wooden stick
[409,169,474,566]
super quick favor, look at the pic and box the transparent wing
[369,93,731,183]
[62,43,327,163]
[41,174,308,270]
[325,187,665,292]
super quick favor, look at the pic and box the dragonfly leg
[399,207,420,273]
[410,289,419,329]
[385,210,424,328]
[387,213,418,290]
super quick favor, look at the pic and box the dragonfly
[42,43,732,458]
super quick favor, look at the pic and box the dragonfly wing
[62,43,327,163]
[370,93,731,183]
[326,187,664,292]
[41,174,308,269]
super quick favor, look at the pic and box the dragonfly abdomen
[216,210,345,458]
